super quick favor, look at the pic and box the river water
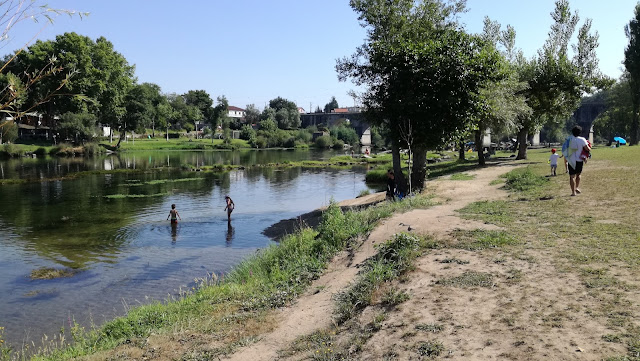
[0,149,376,348]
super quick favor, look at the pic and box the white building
[228,106,245,119]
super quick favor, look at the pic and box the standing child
[167,203,182,223]
[549,148,562,176]
[224,195,235,221]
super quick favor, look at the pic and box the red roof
[228,106,245,111]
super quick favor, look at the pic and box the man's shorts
[568,161,583,175]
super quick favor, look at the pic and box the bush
[253,136,268,149]
[0,120,18,144]
[240,124,256,140]
[283,136,296,148]
[34,147,47,156]
[0,143,21,158]
[331,125,359,146]
[332,139,345,149]
[83,143,103,155]
[314,135,332,148]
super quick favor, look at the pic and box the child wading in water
[549,148,563,176]
[167,204,182,223]
[224,195,235,221]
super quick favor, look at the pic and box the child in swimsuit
[224,196,235,221]
[167,204,182,223]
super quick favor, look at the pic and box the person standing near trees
[563,125,591,196]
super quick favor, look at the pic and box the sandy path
[225,163,516,360]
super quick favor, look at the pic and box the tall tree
[116,83,154,147]
[625,3,640,145]
[595,75,633,141]
[338,0,502,189]
[244,104,260,125]
[268,96,300,129]
[473,17,531,165]
[324,96,339,113]
[8,33,135,131]
[514,0,608,159]
[211,96,229,143]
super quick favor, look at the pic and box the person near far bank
[224,195,235,221]
[565,125,591,196]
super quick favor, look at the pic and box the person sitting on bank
[386,169,396,201]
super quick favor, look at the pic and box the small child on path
[167,204,182,223]
[549,148,562,176]
[224,195,235,221]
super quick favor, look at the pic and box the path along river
[0,149,376,348]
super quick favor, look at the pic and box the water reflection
[226,221,235,246]
[171,222,179,243]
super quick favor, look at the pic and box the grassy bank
[0,195,433,360]
[456,146,640,360]
[100,138,251,151]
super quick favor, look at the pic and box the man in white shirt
[567,125,590,196]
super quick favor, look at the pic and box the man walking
[564,125,591,196]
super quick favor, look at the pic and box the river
[0,149,376,348]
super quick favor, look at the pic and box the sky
[5,0,638,111]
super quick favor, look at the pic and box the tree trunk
[475,129,485,166]
[116,129,126,148]
[458,140,465,161]
[411,145,427,191]
[516,128,528,160]
[631,106,640,146]
[391,142,408,194]
[152,121,155,138]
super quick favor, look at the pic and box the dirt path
[225,163,518,360]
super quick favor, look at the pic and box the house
[297,107,306,114]
[228,106,245,119]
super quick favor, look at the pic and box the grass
[29,268,76,280]
[449,173,475,180]
[101,137,251,151]
[3,194,433,361]
[455,146,640,360]
[333,233,432,324]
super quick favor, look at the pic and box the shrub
[314,135,332,148]
[332,139,345,149]
[34,147,47,156]
[0,143,21,158]
[240,124,256,140]
[504,167,548,192]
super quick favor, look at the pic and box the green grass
[450,173,475,180]
[102,138,251,151]
[333,233,433,324]
[455,146,640,360]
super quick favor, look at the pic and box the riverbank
[4,146,638,360]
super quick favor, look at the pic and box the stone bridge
[301,112,371,146]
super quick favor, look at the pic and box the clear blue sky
[7,0,638,111]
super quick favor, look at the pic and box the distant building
[331,108,349,113]
[228,106,245,119]
[297,107,306,114]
